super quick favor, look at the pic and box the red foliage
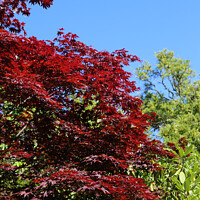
[0,1,172,199]
[0,0,53,34]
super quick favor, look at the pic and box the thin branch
[161,78,175,100]
[145,79,170,101]
[16,123,28,137]
[16,120,32,137]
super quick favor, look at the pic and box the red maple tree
[0,1,173,199]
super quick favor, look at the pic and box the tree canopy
[136,49,200,151]
[0,1,174,199]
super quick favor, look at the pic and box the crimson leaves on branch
[0,1,174,199]
[0,0,53,34]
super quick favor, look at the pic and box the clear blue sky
[19,0,200,85]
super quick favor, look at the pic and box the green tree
[136,49,200,152]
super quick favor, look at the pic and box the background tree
[136,49,200,152]
[0,1,173,199]
[135,50,200,199]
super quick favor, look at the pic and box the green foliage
[135,49,200,199]
[0,144,31,197]
[69,93,101,129]
[160,144,200,199]
[136,49,200,151]
[134,143,200,199]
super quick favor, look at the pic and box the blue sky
[19,0,200,86]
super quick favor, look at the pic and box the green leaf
[6,117,12,120]
[150,183,154,191]
[171,176,184,191]
[4,104,8,108]
[13,161,24,167]
[195,176,200,184]
[190,197,198,200]
[175,144,184,157]
[32,107,36,112]
[184,178,191,192]
[174,168,181,176]
[184,145,193,157]
[171,193,179,200]
[193,162,199,173]
[179,171,186,184]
